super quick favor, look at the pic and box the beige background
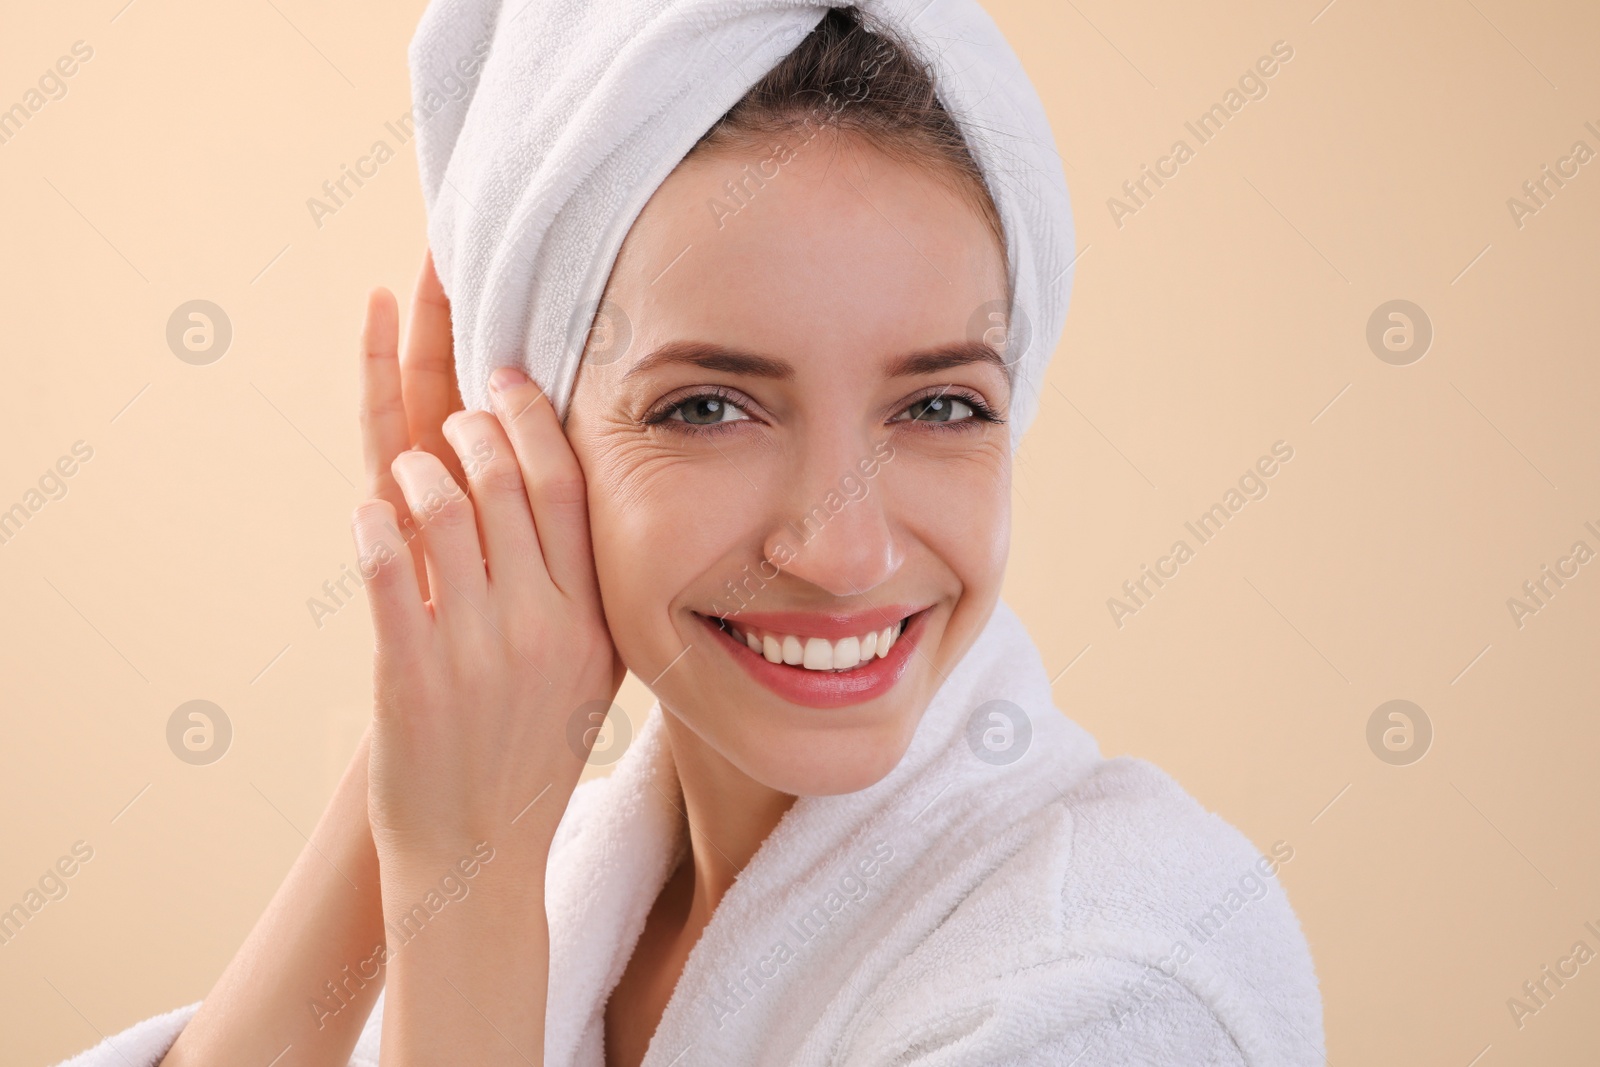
[2,0,1596,1063]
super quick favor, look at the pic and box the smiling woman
[60,4,1321,1067]
[566,57,1018,792]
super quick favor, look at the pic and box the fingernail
[490,365,528,392]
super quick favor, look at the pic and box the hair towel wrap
[407,0,1075,449]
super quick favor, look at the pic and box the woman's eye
[665,394,750,427]
[897,394,975,424]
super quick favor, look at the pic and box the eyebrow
[620,339,1008,381]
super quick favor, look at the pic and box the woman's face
[565,132,1012,795]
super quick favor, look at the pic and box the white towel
[408,0,1076,450]
[55,602,1324,1066]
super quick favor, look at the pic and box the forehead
[603,134,1009,377]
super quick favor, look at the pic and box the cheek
[583,448,757,629]
[889,446,1011,584]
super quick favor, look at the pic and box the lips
[694,606,931,709]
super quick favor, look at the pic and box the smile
[718,617,906,671]
[694,606,931,709]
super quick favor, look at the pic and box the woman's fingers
[401,250,465,485]
[391,449,489,615]
[359,287,430,598]
[358,288,408,501]
[440,410,544,603]
[486,366,598,600]
[359,289,411,505]
[351,499,427,663]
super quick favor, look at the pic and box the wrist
[377,835,545,912]
[368,780,571,881]
[378,840,547,971]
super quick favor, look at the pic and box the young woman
[60,5,1322,1066]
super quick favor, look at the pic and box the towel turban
[408,0,1074,450]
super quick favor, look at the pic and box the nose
[762,441,902,598]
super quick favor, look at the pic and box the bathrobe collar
[541,599,1101,1066]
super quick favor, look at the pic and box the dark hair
[694,6,1007,259]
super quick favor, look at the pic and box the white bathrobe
[56,601,1324,1066]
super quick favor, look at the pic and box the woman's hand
[354,252,622,858]
[353,252,623,1064]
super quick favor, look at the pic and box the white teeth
[721,617,909,672]
[834,635,860,669]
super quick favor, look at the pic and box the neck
[660,709,797,920]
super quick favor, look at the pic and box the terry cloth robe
[55,600,1324,1066]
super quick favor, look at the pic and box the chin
[669,696,924,797]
